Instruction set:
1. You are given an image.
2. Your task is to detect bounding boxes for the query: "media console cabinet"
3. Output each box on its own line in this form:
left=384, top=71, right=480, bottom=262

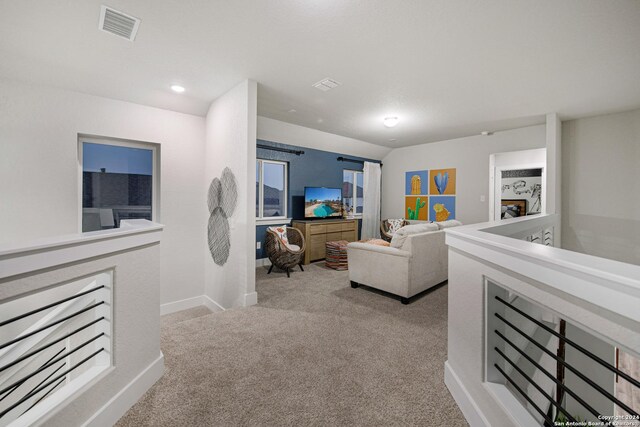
left=292, top=219, right=359, bottom=265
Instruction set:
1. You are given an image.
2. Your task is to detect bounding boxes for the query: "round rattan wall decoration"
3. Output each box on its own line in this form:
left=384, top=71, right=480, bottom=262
left=207, top=167, right=238, bottom=266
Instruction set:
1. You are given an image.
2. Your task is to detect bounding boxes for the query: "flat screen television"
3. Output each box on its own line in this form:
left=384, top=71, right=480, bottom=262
left=304, top=187, right=342, bottom=219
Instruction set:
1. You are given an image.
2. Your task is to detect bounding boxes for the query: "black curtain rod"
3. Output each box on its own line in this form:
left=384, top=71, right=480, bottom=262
left=337, top=157, right=383, bottom=167
left=257, top=144, right=304, bottom=156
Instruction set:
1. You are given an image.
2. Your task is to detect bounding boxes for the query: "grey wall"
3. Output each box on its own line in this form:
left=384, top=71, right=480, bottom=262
left=381, top=125, right=546, bottom=225
left=561, top=109, right=640, bottom=265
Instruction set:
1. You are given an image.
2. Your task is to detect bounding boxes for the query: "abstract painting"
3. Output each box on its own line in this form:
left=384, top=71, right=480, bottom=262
left=429, top=196, right=456, bottom=221
left=405, top=170, right=429, bottom=195
left=405, top=196, right=428, bottom=220
left=429, top=168, right=456, bottom=195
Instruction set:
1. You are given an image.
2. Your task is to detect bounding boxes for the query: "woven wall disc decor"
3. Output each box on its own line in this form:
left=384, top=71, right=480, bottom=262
left=208, top=207, right=230, bottom=265
left=220, top=167, right=238, bottom=217
left=207, top=178, right=222, bottom=213
left=207, top=167, right=238, bottom=266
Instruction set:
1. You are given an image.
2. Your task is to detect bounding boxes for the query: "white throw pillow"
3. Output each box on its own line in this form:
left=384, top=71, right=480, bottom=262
left=268, top=225, right=290, bottom=248
left=435, top=220, right=463, bottom=229
left=390, top=222, right=439, bottom=248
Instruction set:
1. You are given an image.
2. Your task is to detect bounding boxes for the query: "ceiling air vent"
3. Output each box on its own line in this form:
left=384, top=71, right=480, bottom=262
left=99, top=5, right=140, bottom=41
left=312, top=78, right=341, bottom=92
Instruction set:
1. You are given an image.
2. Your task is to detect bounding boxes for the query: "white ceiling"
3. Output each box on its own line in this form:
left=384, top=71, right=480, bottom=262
left=1, top=1, right=639, bottom=148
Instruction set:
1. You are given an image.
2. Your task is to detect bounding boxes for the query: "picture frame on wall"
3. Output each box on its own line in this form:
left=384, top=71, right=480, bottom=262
left=500, top=199, right=527, bottom=219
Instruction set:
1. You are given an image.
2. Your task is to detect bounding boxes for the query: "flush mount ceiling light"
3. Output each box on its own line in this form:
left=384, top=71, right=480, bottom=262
left=383, top=117, right=399, bottom=128
left=171, top=85, right=185, bottom=93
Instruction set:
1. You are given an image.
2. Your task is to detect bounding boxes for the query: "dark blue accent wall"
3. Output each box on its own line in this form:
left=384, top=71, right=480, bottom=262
left=256, top=139, right=379, bottom=259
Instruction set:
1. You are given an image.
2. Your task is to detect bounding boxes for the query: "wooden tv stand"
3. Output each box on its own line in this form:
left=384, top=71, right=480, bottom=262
left=292, top=219, right=359, bottom=265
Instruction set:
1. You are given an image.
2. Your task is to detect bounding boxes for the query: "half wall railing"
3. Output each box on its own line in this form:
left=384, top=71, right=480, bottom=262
left=444, top=214, right=640, bottom=427
left=0, top=220, right=164, bottom=426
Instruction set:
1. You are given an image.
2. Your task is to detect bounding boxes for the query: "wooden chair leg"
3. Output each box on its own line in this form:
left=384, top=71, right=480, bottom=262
left=286, top=268, right=290, bottom=278
left=267, top=264, right=274, bottom=274
left=299, top=264, right=304, bottom=272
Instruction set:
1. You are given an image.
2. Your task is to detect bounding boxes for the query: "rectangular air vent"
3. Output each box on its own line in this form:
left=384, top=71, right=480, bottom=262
left=312, top=78, right=341, bottom=92
left=99, top=5, right=140, bottom=41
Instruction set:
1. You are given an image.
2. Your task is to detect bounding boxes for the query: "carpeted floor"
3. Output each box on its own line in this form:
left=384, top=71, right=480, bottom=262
left=116, top=263, right=467, bottom=426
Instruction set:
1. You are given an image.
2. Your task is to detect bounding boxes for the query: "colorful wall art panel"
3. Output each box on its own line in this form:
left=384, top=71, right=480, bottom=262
left=405, top=170, right=429, bottom=195
left=429, top=196, right=456, bottom=221
left=429, top=168, right=456, bottom=195
left=405, top=196, right=429, bottom=220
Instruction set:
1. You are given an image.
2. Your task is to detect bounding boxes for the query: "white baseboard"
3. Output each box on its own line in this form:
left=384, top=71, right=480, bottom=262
left=84, top=353, right=164, bottom=427
left=256, top=257, right=271, bottom=267
left=202, top=294, right=226, bottom=312
left=161, top=295, right=227, bottom=315
left=160, top=296, right=204, bottom=316
left=244, top=291, right=258, bottom=306
left=444, top=361, right=490, bottom=427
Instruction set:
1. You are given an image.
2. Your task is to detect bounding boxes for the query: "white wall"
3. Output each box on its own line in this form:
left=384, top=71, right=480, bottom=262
left=205, top=80, right=257, bottom=308
left=257, top=116, right=390, bottom=160
left=381, top=125, right=546, bottom=225
left=0, top=79, right=207, bottom=306
left=562, top=109, right=640, bottom=265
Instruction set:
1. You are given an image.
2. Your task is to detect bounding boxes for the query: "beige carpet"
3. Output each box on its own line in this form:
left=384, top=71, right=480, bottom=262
left=117, top=263, right=467, bottom=426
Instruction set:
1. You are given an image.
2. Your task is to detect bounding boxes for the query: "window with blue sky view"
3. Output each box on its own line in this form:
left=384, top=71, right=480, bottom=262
left=82, top=141, right=154, bottom=232
left=256, top=159, right=287, bottom=219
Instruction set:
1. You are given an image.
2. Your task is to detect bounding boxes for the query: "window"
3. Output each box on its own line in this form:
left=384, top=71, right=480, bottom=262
left=256, top=159, right=287, bottom=220
left=80, top=138, right=158, bottom=232
left=342, top=170, right=363, bottom=217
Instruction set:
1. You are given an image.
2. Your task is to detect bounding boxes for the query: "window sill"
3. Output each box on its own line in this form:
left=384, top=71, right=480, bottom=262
left=256, top=218, right=292, bottom=226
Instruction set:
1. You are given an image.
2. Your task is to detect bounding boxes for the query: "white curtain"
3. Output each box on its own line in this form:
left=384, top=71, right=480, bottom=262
left=362, top=162, right=381, bottom=239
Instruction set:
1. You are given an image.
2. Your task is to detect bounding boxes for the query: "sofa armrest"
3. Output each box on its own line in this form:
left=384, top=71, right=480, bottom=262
left=347, top=242, right=411, bottom=258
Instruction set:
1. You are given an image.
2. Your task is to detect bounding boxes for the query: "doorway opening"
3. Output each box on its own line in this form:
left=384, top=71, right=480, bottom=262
left=489, top=148, right=546, bottom=221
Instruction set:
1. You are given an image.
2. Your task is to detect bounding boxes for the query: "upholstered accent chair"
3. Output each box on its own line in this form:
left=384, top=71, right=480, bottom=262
left=265, top=226, right=306, bottom=278
left=380, top=219, right=409, bottom=242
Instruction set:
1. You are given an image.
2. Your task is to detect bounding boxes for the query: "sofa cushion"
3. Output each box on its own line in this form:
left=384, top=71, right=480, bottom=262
left=435, top=220, right=463, bottom=230
left=390, top=222, right=439, bottom=248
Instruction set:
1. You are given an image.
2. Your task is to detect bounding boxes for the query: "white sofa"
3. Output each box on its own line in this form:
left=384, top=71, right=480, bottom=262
left=347, top=221, right=461, bottom=304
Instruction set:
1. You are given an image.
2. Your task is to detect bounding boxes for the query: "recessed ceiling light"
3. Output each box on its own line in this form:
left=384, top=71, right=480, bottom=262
left=480, top=131, right=493, bottom=136
left=171, top=85, right=185, bottom=93
left=383, top=117, right=399, bottom=128
left=317, top=118, right=324, bottom=123
left=288, top=109, right=297, bottom=113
